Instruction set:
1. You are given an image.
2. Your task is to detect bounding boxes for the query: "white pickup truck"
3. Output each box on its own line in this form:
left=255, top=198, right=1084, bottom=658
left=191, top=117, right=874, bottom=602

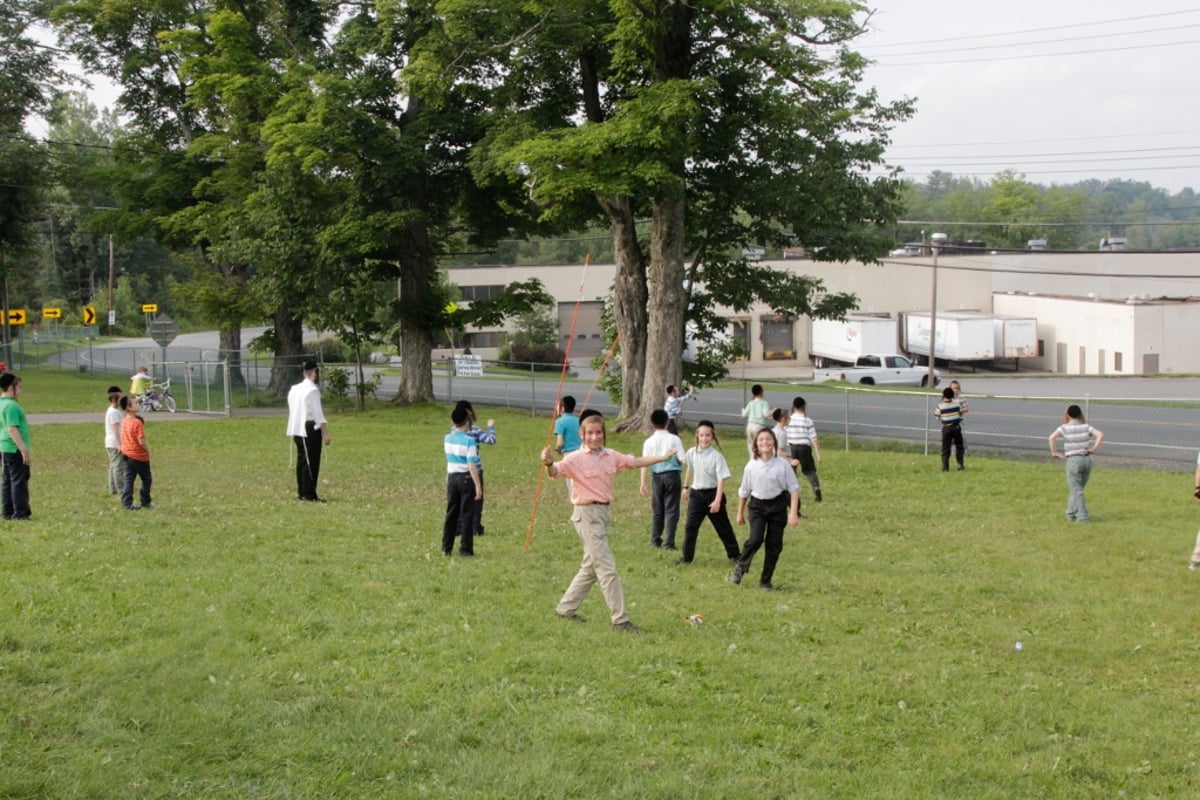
left=812, top=354, right=940, bottom=387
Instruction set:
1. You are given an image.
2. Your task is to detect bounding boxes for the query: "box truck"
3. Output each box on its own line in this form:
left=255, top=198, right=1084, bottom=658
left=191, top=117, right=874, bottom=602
left=903, top=311, right=995, bottom=363
left=809, top=315, right=898, bottom=368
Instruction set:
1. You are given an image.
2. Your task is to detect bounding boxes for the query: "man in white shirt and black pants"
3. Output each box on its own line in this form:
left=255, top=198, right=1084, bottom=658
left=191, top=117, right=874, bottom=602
left=287, top=361, right=331, bottom=502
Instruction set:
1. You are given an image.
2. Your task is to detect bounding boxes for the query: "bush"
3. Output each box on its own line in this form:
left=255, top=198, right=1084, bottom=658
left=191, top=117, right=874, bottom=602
left=304, top=336, right=351, bottom=363
left=503, top=342, right=567, bottom=371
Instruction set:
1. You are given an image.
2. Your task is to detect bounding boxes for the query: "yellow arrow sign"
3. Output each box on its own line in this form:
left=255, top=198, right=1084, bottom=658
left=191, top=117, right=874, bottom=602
left=83, top=306, right=96, bottom=325
left=7, top=309, right=26, bottom=326
left=42, top=308, right=61, bottom=319
left=142, top=303, right=158, bottom=314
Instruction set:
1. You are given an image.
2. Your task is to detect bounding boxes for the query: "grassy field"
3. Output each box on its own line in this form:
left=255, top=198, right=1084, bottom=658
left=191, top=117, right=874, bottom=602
left=2, top=371, right=1200, bottom=798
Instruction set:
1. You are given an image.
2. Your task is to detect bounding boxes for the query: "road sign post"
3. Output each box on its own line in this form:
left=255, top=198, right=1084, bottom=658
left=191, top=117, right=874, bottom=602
left=148, top=313, right=180, bottom=364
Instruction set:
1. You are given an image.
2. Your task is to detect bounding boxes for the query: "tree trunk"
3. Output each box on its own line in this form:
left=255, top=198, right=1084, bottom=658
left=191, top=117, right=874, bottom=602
left=630, top=193, right=686, bottom=433
left=218, top=324, right=246, bottom=386
left=395, top=245, right=436, bottom=405
left=600, top=195, right=648, bottom=428
left=267, top=306, right=305, bottom=398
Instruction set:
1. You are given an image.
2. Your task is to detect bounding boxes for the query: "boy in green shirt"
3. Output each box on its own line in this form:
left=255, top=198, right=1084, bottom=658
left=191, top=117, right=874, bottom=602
left=0, top=373, right=31, bottom=519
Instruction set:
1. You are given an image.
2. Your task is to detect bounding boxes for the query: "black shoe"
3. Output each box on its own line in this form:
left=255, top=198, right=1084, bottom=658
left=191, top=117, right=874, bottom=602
left=458, top=550, right=475, bottom=557
left=651, top=540, right=663, bottom=548
left=814, top=489, right=823, bottom=502
left=759, top=582, right=775, bottom=591
left=673, top=557, right=691, bottom=565
left=729, top=569, right=743, bottom=585
left=664, top=544, right=677, bottom=551
left=555, top=611, right=587, bottom=623
left=613, top=620, right=644, bottom=635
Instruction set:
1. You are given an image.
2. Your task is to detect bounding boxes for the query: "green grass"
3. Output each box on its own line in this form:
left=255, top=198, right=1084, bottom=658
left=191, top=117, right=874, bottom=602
left=3, top=401, right=1200, bottom=798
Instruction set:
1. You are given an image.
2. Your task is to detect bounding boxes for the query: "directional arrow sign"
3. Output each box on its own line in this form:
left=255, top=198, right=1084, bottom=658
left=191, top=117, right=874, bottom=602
left=83, top=306, right=96, bottom=325
left=7, top=309, right=26, bottom=326
left=142, top=303, right=158, bottom=314
left=42, top=308, right=62, bottom=319
left=148, top=313, right=180, bottom=348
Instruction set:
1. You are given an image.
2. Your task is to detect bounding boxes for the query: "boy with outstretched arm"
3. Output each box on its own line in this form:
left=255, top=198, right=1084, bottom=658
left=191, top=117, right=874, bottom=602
left=541, top=411, right=676, bottom=634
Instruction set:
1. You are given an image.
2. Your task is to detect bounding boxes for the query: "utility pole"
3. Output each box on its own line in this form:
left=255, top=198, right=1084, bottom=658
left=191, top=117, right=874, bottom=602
left=927, top=232, right=947, bottom=389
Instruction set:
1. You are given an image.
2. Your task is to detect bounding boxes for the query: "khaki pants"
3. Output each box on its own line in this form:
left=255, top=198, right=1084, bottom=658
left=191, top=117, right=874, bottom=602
left=556, top=504, right=629, bottom=625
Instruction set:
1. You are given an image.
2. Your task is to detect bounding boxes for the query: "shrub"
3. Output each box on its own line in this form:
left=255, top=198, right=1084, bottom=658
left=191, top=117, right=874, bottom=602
left=504, top=342, right=567, bottom=371
left=304, top=336, right=351, bottom=363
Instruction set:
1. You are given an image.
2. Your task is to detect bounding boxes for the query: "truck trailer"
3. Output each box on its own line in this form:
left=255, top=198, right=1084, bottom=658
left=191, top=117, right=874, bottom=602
left=903, top=311, right=996, bottom=363
left=809, top=315, right=899, bottom=368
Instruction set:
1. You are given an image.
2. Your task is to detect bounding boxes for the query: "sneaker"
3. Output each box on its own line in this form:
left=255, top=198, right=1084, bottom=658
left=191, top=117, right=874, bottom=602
left=142, top=502, right=156, bottom=510
left=672, top=557, right=691, bottom=565
left=729, top=569, right=743, bottom=585
left=759, top=582, right=775, bottom=591
left=1189, top=560, right=1200, bottom=571
left=124, top=505, right=140, bottom=511
left=612, top=620, right=644, bottom=635
left=664, top=544, right=678, bottom=551
left=814, top=489, right=823, bottom=503
left=555, top=611, right=587, bottom=622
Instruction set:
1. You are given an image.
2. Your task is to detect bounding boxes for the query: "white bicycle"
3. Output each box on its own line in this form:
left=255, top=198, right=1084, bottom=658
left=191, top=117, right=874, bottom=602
left=141, top=378, right=177, bottom=413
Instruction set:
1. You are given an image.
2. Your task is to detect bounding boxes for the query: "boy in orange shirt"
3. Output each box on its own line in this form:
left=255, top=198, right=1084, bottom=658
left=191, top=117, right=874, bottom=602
left=541, top=411, right=676, bottom=634
left=119, top=395, right=153, bottom=510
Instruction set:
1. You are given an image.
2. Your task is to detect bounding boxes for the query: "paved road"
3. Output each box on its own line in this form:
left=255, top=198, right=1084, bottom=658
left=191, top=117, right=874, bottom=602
left=52, top=332, right=1200, bottom=470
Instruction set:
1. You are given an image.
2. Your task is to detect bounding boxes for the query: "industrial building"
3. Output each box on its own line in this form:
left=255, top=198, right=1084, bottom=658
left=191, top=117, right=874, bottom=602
left=445, top=251, right=1200, bottom=375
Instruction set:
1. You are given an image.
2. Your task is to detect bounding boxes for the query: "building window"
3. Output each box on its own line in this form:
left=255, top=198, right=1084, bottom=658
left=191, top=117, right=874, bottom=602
left=465, top=331, right=504, bottom=349
left=1114, top=352, right=1123, bottom=371
left=458, top=284, right=506, bottom=302
left=730, top=318, right=751, bottom=358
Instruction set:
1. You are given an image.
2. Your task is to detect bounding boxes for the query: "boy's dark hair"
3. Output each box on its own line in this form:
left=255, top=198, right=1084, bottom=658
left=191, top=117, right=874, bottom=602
left=106, top=385, right=122, bottom=394
left=650, top=409, right=669, bottom=428
left=696, top=420, right=722, bottom=450
left=1066, top=404, right=1084, bottom=421
left=751, top=384, right=764, bottom=397
left=771, top=407, right=784, bottom=422
left=119, top=395, right=133, bottom=411
left=942, top=387, right=955, bottom=400
left=0, top=373, right=18, bottom=391
left=451, top=406, right=470, bottom=426
left=792, top=396, right=806, bottom=411
left=579, top=408, right=602, bottom=423
left=665, top=384, right=676, bottom=395
left=560, top=395, right=576, bottom=413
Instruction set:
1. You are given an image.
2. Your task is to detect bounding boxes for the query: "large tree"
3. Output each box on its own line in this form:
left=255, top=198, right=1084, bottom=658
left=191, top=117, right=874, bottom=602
left=427, top=0, right=911, bottom=428
left=0, top=0, right=62, bottom=308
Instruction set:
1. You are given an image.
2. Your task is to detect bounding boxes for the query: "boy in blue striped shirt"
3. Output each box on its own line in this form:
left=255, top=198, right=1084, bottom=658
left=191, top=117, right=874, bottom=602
left=443, top=405, right=483, bottom=556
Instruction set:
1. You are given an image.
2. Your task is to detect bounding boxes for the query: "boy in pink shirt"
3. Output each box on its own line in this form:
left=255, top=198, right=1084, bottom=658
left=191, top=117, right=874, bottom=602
left=541, top=411, right=676, bottom=634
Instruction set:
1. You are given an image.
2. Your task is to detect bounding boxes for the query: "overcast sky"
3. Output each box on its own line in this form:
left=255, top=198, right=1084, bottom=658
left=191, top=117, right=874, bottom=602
left=858, top=2, right=1200, bottom=193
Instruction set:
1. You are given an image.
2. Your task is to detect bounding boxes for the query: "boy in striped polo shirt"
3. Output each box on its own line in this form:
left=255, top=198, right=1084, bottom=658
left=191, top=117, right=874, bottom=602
left=935, top=386, right=968, bottom=472
left=443, top=405, right=483, bottom=556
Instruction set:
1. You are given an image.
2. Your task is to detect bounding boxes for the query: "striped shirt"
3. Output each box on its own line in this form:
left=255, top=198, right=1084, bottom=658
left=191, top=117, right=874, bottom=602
left=1055, top=421, right=1096, bottom=457
left=935, top=400, right=965, bottom=426
left=738, top=455, right=800, bottom=500
left=786, top=413, right=818, bottom=446
left=665, top=389, right=692, bottom=420
left=444, top=429, right=480, bottom=474
left=685, top=445, right=732, bottom=490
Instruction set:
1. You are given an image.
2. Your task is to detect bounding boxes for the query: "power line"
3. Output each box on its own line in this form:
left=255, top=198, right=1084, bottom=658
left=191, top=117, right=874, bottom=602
left=864, top=8, right=1200, bottom=49
left=889, top=131, right=1200, bottom=151
left=877, top=37, right=1200, bottom=67
left=874, top=22, right=1200, bottom=59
